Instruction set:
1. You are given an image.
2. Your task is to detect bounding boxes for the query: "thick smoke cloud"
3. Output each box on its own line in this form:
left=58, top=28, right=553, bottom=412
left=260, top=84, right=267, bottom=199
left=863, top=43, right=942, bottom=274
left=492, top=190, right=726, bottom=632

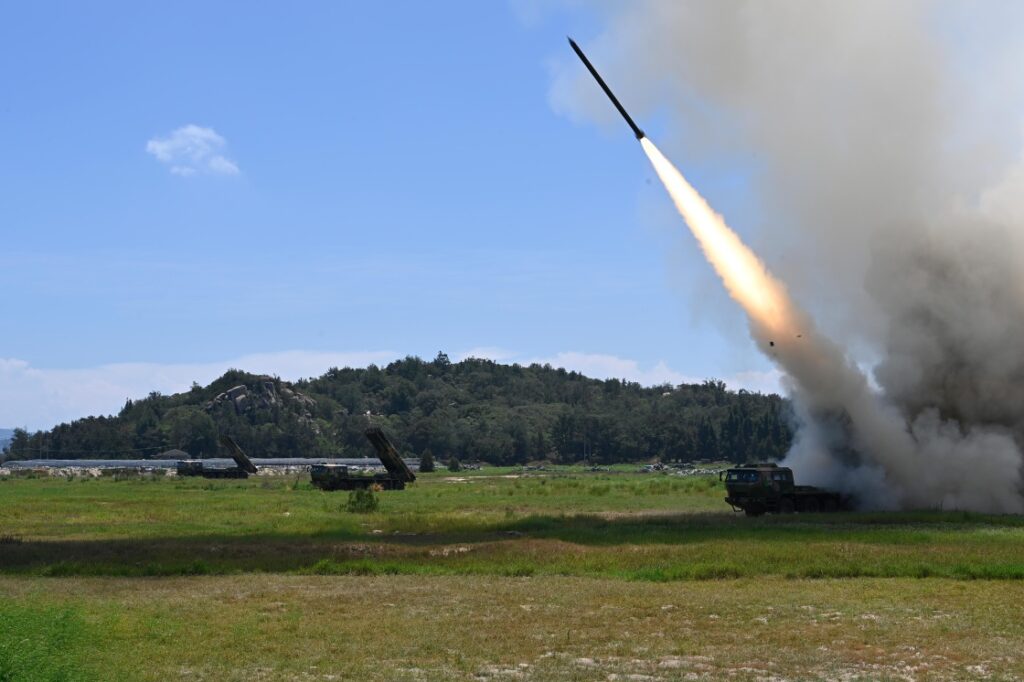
left=553, top=1, right=1024, bottom=511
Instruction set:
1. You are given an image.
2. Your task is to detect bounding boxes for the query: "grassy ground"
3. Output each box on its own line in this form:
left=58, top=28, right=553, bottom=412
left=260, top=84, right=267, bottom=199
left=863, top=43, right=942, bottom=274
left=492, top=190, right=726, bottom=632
left=3, top=470, right=1024, bottom=579
left=2, top=575, right=1022, bottom=681
left=2, top=468, right=1023, bottom=680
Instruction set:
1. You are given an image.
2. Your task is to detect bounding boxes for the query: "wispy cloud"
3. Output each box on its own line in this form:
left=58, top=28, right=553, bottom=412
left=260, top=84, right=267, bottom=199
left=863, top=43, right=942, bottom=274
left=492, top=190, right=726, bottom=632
left=146, top=124, right=239, bottom=176
left=452, top=347, right=520, bottom=363
left=454, top=348, right=783, bottom=395
left=525, top=351, right=698, bottom=387
left=730, top=369, right=786, bottom=396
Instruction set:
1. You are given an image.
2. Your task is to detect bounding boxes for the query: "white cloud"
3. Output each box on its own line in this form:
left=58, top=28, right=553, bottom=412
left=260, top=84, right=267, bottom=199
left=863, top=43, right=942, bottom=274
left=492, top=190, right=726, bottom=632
left=454, top=348, right=784, bottom=395
left=452, top=346, right=520, bottom=363
left=525, top=351, right=698, bottom=387
left=146, top=124, right=240, bottom=176
left=728, top=369, right=785, bottom=396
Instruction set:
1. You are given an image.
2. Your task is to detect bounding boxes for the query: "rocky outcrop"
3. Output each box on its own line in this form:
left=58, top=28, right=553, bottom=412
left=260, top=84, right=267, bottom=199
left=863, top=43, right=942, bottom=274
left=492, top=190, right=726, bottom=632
left=204, top=377, right=317, bottom=420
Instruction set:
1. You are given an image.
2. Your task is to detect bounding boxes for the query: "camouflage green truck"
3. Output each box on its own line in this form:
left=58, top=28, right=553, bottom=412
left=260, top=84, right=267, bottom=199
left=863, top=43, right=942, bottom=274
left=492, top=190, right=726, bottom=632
left=310, top=427, right=416, bottom=491
left=721, top=463, right=849, bottom=516
left=176, top=435, right=258, bottom=479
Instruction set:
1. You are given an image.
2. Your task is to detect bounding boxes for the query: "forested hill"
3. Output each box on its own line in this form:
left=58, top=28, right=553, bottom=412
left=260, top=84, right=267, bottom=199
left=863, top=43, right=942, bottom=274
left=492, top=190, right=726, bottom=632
left=2, top=354, right=793, bottom=465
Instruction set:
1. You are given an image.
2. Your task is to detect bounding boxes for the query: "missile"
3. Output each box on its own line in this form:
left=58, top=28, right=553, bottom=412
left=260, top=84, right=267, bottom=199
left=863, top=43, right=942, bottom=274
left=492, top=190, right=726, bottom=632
left=567, top=36, right=645, bottom=140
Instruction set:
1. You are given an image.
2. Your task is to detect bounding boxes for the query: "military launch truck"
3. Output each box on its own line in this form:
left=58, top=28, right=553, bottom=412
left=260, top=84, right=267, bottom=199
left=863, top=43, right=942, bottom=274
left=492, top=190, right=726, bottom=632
left=175, top=435, right=258, bottom=479
left=310, top=427, right=416, bottom=491
left=721, top=463, right=848, bottom=516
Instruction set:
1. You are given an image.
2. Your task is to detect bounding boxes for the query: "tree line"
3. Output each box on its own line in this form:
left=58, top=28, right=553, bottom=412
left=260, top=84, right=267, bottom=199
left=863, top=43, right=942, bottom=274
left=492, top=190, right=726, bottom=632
left=2, top=353, right=793, bottom=465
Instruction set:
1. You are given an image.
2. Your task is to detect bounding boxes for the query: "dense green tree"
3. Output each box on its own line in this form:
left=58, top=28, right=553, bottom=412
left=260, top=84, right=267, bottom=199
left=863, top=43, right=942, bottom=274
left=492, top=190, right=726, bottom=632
left=162, top=407, right=217, bottom=456
left=420, top=449, right=435, bottom=473
left=3, top=428, right=32, bottom=460
left=22, top=357, right=794, bottom=464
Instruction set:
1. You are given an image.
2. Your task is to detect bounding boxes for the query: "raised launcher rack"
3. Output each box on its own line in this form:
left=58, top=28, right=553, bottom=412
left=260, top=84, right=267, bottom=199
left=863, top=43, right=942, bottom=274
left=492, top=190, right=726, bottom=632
left=176, top=435, right=258, bottom=479
left=310, top=427, right=416, bottom=491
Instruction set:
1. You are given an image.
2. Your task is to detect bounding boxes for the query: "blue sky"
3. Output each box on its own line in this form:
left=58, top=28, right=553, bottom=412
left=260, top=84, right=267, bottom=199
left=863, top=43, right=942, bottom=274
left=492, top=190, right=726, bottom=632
left=0, top=2, right=778, bottom=430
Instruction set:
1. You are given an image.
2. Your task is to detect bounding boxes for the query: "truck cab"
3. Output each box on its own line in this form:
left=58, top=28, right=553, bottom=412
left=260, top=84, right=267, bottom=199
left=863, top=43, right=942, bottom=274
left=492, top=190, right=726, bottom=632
left=722, top=463, right=790, bottom=513
left=721, top=463, right=844, bottom=516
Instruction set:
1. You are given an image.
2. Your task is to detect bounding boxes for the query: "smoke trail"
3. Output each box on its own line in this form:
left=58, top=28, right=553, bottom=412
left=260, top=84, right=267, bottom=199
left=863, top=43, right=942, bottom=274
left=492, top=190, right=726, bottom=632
left=641, top=137, right=1024, bottom=512
left=551, top=2, right=1024, bottom=513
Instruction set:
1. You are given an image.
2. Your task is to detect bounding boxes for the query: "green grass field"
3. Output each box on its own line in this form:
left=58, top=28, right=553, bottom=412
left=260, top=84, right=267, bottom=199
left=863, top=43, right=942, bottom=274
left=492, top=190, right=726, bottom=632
left=2, top=468, right=1023, bottom=680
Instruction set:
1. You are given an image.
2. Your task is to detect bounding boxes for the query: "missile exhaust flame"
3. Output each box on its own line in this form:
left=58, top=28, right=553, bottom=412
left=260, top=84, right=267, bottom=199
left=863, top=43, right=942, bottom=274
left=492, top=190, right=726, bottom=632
left=640, top=137, right=845, bottom=416
left=641, top=139, right=797, bottom=345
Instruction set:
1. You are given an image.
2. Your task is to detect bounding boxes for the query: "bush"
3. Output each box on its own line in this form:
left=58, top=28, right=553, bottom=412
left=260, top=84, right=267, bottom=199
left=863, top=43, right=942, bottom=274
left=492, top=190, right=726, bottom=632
left=447, top=457, right=462, bottom=472
left=345, top=488, right=379, bottom=513
left=420, top=450, right=436, bottom=473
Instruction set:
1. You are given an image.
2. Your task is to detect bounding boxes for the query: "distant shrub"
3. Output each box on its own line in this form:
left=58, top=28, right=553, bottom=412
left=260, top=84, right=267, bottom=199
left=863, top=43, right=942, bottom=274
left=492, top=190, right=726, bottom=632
left=183, top=559, right=211, bottom=576
left=447, top=457, right=462, bottom=472
left=345, top=488, right=379, bottom=513
left=420, top=450, right=436, bottom=473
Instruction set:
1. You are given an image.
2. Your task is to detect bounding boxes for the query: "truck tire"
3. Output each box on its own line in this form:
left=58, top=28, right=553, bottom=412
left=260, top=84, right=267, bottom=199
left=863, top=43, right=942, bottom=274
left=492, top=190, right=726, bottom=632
left=779, top=498, right=795, bottom=514
left=823, top=498, right=838, bottom=512
left=802, top=497, right=821, bottom=513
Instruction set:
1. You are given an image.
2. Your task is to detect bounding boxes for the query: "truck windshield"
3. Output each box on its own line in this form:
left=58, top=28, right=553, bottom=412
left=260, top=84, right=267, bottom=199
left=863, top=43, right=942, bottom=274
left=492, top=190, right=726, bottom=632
left=726, top=471, right=760, bottom=483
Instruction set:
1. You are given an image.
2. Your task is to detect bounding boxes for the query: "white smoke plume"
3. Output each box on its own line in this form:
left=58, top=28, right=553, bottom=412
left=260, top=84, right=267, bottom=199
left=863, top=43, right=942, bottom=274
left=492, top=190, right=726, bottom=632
left=553, top=1, right=1024, bottom=512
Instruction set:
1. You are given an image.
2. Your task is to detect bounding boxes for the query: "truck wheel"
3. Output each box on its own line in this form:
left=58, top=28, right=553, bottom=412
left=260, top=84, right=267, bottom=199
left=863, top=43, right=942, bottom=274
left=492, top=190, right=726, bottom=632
left=779, top=498, right=795, bottom=514
left=823, top=498, right=838, bottom=512
left=802, top=498, right=821, bottom=513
